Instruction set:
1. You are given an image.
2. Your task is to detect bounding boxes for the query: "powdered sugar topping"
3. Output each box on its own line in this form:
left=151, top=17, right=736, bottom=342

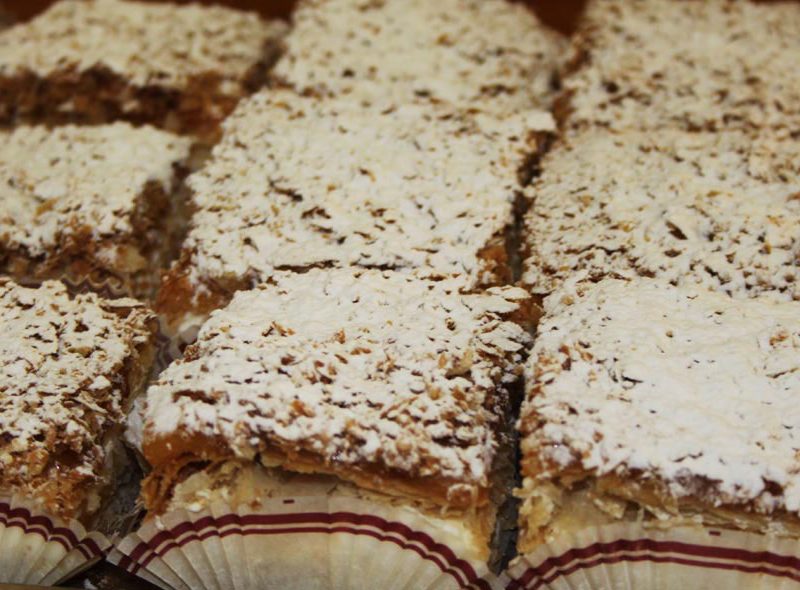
left=182, top=89, right=553, bottom=289
left=0, top=0, right=284, bottom=89
left=520, top=277, right=800, bottom=514
left=0, top=123, right=191, bottom=257
left=275, top=0, right=564, bottom=115
left=523, top=129, right=800, bottom=301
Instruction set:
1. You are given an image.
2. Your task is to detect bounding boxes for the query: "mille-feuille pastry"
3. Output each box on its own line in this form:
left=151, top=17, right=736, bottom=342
left=522, top=128, right=800, bottom=303
left=0, top=0, right=286, bottom=141
left=0, top=278, right=156, bottom=585
left=0, top=122, right=192, bottom=299
left=508, top=275, right=800, bottom=589
left=158, top=87, right=553, bottom=338
left=560, top=0, right=800, bottom=133
left=111, top=268, right=534, bottom=589
left=273, top=0, right=565, bottom=115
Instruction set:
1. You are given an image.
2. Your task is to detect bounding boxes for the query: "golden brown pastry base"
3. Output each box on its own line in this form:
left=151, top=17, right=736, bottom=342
left=142, top=431, right=491, bottom=515
left=155, top=258, right=246, bottom=335
left=0, top=40, right=280, bottom=143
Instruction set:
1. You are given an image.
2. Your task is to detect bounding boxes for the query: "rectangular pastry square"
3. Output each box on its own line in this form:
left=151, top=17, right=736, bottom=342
left=274, top=0, right=565, bottom=115
left=517, top=276, right=800, bottom=553
left=159, top=88, right=553, bottom=331
left=143, top=268, right=534, bottom=560
left=0, top=0, right=286, bottom=141
left=0, top=122, right=193, bottom=299
left=0, top=278, right=157, bottom=524
left=561, top=0, right=800, bottom=133
left=522, top=128, right=800, bottom=302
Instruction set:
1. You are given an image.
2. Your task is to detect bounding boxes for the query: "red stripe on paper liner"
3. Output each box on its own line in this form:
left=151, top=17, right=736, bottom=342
left=0, top=501, right=107, bottom=560
left=506, top=537, right=800, bottom=590
left=115, top=510, right=494, bottom=590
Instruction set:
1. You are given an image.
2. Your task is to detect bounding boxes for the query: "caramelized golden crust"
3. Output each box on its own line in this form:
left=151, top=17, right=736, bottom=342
left=0, top=279, right=156, bottom=522
left=155, top=255, right=247, bottom=334
left=143, top=431, right=488, bottom=513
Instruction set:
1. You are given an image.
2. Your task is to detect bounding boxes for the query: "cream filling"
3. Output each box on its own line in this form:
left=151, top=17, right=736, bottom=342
left=517, top=477, right=800, bottom=555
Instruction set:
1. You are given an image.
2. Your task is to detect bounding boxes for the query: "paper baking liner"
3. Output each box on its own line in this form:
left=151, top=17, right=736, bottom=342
left=51, top=266, right=151, bottom=301
left=502, top=522, right=800, bottom=590
left=109, top=495, right=502, bottom=590
left=0, top=494, right=110, bottom=585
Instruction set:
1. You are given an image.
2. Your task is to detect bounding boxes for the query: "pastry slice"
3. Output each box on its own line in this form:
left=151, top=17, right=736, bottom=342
left=0, top=0, right=286, bottom=141
left=0, top=279, right=156, bottom=584
left=522, top=128, right=800, bottom=302
left=159, top=88, right=553, bottom=335
left=0, top=123, right=192, bottom=299
left=274, top=0, right=565, bottom=115
left=143, top=268, right=534, bottom=567
left=560, top=0, right=800, bottom=133
left=518, top=276, right=800, bottom=553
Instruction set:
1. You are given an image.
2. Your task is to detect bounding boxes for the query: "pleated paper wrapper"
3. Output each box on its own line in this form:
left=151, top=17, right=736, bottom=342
left=46, top=267, right=154, bottom=302
left=501, top=521, right=800, bottom=590
left=0, top=494, right=110, bottom=585
left=108, top=493, right=503, bottom=590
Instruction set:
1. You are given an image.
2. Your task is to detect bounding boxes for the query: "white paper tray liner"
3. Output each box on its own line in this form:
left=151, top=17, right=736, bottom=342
left=0, top=494, right=110, bottom=585
left=109, top=494, right=500, bottom=590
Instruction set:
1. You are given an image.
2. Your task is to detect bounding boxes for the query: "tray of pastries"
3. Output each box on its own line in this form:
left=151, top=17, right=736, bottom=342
left=0, top=0, right=797, bottom=588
